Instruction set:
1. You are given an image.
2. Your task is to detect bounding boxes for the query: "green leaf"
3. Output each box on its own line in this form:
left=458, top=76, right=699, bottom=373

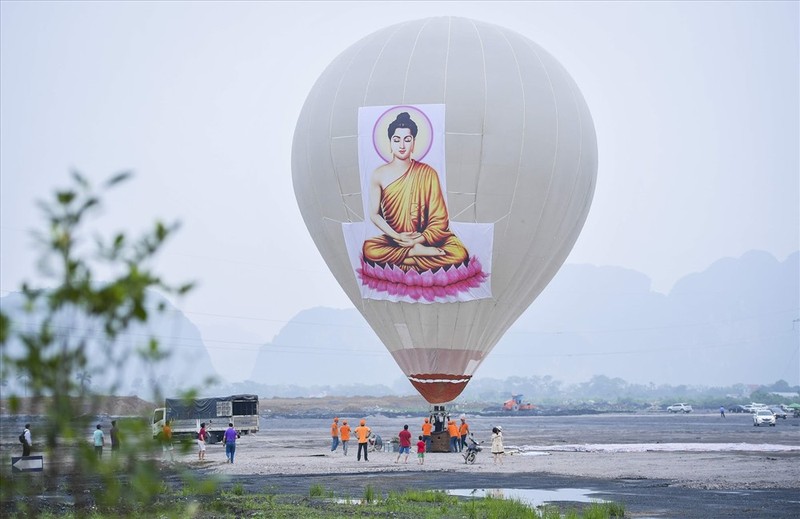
left=56, top=190, right=76, bottom=205
left=104, top=170, right=132, bottom=188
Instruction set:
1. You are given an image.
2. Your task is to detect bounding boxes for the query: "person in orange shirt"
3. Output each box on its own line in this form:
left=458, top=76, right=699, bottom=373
left=459, top=417, right=470, bottom=452
left=339, top=419, right=351, bottom=456
left=421, top=418, right=432, bottom=453
left=330, top=417, right=340, bottom=452
left=355, top=419, right=371, bottom=461
left=447, top=420, right=460, bottom=453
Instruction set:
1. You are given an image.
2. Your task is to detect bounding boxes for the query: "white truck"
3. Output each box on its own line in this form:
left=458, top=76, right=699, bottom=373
left=152, top=394, right=260, bottom=443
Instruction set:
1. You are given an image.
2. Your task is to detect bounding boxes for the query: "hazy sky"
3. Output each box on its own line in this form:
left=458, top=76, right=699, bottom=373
left=1, top=1, right=798, bottom=383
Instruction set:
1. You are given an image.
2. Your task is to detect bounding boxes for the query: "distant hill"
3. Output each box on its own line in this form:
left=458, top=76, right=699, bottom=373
left=0, top=395, right=156, bottom=417
left=4, top=250, right=795, bottom=398
left=487, top=250, right=799, bottom=386
left=247, top=306, right=409, bottom=393
left=248, top=250, right=799, bottom=388
left=0, top=290, right=221, bottom=399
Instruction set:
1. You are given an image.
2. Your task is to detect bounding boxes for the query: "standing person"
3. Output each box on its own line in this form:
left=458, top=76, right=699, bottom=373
left=421, top=418, right=432, bottom=454
left=330, top=417, right=340, bottom=452
left=720, top=406, right=726, bottom=418
left=459, top=417, right=470, bottom=452
left=224, top=423, right=238, bottom=464
left=491, top=426, right=504, bottom=465
left=197, top=422, right=208, bottom=460
left=339, top=419, right=351, bottom=456
left=355, top=419, right=371, bottom=462
left=447, top=420, right=460, bottom=453
left=416, top=435, right=426, bottom=465
left=161, top=421, right=175, bottom=463
left=110, top=420, right=120, bottom=454
left=395, top=424, right=412, bottom=463
left=93, top=424, right=105, bottom=458
left=21, top=423, right=32, bottom=457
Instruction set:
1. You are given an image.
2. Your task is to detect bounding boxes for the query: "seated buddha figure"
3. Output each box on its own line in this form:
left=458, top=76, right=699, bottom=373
left=362, top=111, right=469, bottom=273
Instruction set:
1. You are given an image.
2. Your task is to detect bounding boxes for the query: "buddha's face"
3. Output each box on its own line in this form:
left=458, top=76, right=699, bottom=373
left=390, top=128, right=415, bottom=160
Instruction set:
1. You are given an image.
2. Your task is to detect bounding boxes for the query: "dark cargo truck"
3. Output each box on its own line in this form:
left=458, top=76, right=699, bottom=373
left=152, top=394, right=259, bottom=443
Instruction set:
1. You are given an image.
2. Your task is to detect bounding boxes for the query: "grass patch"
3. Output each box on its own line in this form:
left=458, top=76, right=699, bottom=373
left=583, top=501, right=625, bottom=518
left=2, top=483, right=627, bottom=518
left=478, top=495, right=539, bottom=518
left=363, top=483, right=377, bottom=503
left=229, top=482, right=245, bottom=496
left=309, top=483, right=326, bottom=497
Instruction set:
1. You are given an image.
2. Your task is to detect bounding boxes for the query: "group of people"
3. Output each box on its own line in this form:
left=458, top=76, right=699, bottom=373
left=446, top=417, right=471, bottom=453
left=328, top=416, right=505, bottom=464
left=329, top=417, right=373, bottom=461
left=162, top=420, right=240, bottom=463
left=20, top=421, right=120, bottom=459
left=393, top=424, right=427, bottom=465
left=92, top=420, right=121, bottom=458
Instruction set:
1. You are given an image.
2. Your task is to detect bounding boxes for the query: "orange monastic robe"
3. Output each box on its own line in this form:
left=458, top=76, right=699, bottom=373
left=363, top=161, right=468, bottom=272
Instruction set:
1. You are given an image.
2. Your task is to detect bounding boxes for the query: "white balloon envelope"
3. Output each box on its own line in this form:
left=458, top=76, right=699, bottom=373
left=292, top=17, right=597, bottom=403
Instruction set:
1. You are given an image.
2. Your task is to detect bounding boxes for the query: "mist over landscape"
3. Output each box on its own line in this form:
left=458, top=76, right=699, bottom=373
left=2, top=249, right=796, bottom=401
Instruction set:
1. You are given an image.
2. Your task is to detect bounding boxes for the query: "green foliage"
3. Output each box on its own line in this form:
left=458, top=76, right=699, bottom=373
left=0, top=171, right=199, bottom=514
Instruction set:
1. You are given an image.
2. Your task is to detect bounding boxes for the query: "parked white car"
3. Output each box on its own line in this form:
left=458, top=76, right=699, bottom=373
left=744, top=403, right=769, bottom=414
left=667, top=403, right=693, bottom=413
left=753, top=409, right=776, bottom=426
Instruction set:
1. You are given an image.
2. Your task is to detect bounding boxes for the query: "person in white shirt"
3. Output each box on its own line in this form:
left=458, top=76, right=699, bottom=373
left=22, top=424, right=32, bottom=456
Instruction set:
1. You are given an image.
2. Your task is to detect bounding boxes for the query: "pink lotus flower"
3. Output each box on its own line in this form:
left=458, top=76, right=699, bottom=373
left=358, top=256, right=489, bottom=301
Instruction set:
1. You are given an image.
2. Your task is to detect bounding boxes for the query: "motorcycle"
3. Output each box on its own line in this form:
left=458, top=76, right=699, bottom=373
left=462, top=434, right=483, bottom=464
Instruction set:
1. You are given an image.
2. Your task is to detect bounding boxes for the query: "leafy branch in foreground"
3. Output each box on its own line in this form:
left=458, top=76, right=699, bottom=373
left=0, top=170, right=200, bottom=514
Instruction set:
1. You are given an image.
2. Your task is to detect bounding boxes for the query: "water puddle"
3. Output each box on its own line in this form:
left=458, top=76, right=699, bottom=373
left=448, top=487, right=607, bottom=508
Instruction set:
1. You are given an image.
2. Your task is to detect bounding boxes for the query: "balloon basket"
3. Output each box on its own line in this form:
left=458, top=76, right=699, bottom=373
left=429, top=431, right=452, bottom=453
left=428, top=404, right=453, bottom=453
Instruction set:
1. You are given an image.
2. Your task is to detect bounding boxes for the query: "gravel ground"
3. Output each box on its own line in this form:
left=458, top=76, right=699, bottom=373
left=171, top=413, right=799, bottom=518
left=183, top=413, right=800, bottom=490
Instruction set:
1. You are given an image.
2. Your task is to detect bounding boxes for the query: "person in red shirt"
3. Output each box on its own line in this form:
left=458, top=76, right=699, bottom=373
left=197, top=422, right=209, bottom=460
left=416, top=435, right=426, bottom=465
left=395, top=424, right=412, bottom=463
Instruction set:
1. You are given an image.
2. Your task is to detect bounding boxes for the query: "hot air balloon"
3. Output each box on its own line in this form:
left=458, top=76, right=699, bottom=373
left=292, top=17, right=597, bottom=404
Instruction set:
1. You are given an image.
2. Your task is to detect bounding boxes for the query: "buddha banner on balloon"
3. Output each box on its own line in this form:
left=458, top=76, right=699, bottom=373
left=343, top=103, right=493, bottom=303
